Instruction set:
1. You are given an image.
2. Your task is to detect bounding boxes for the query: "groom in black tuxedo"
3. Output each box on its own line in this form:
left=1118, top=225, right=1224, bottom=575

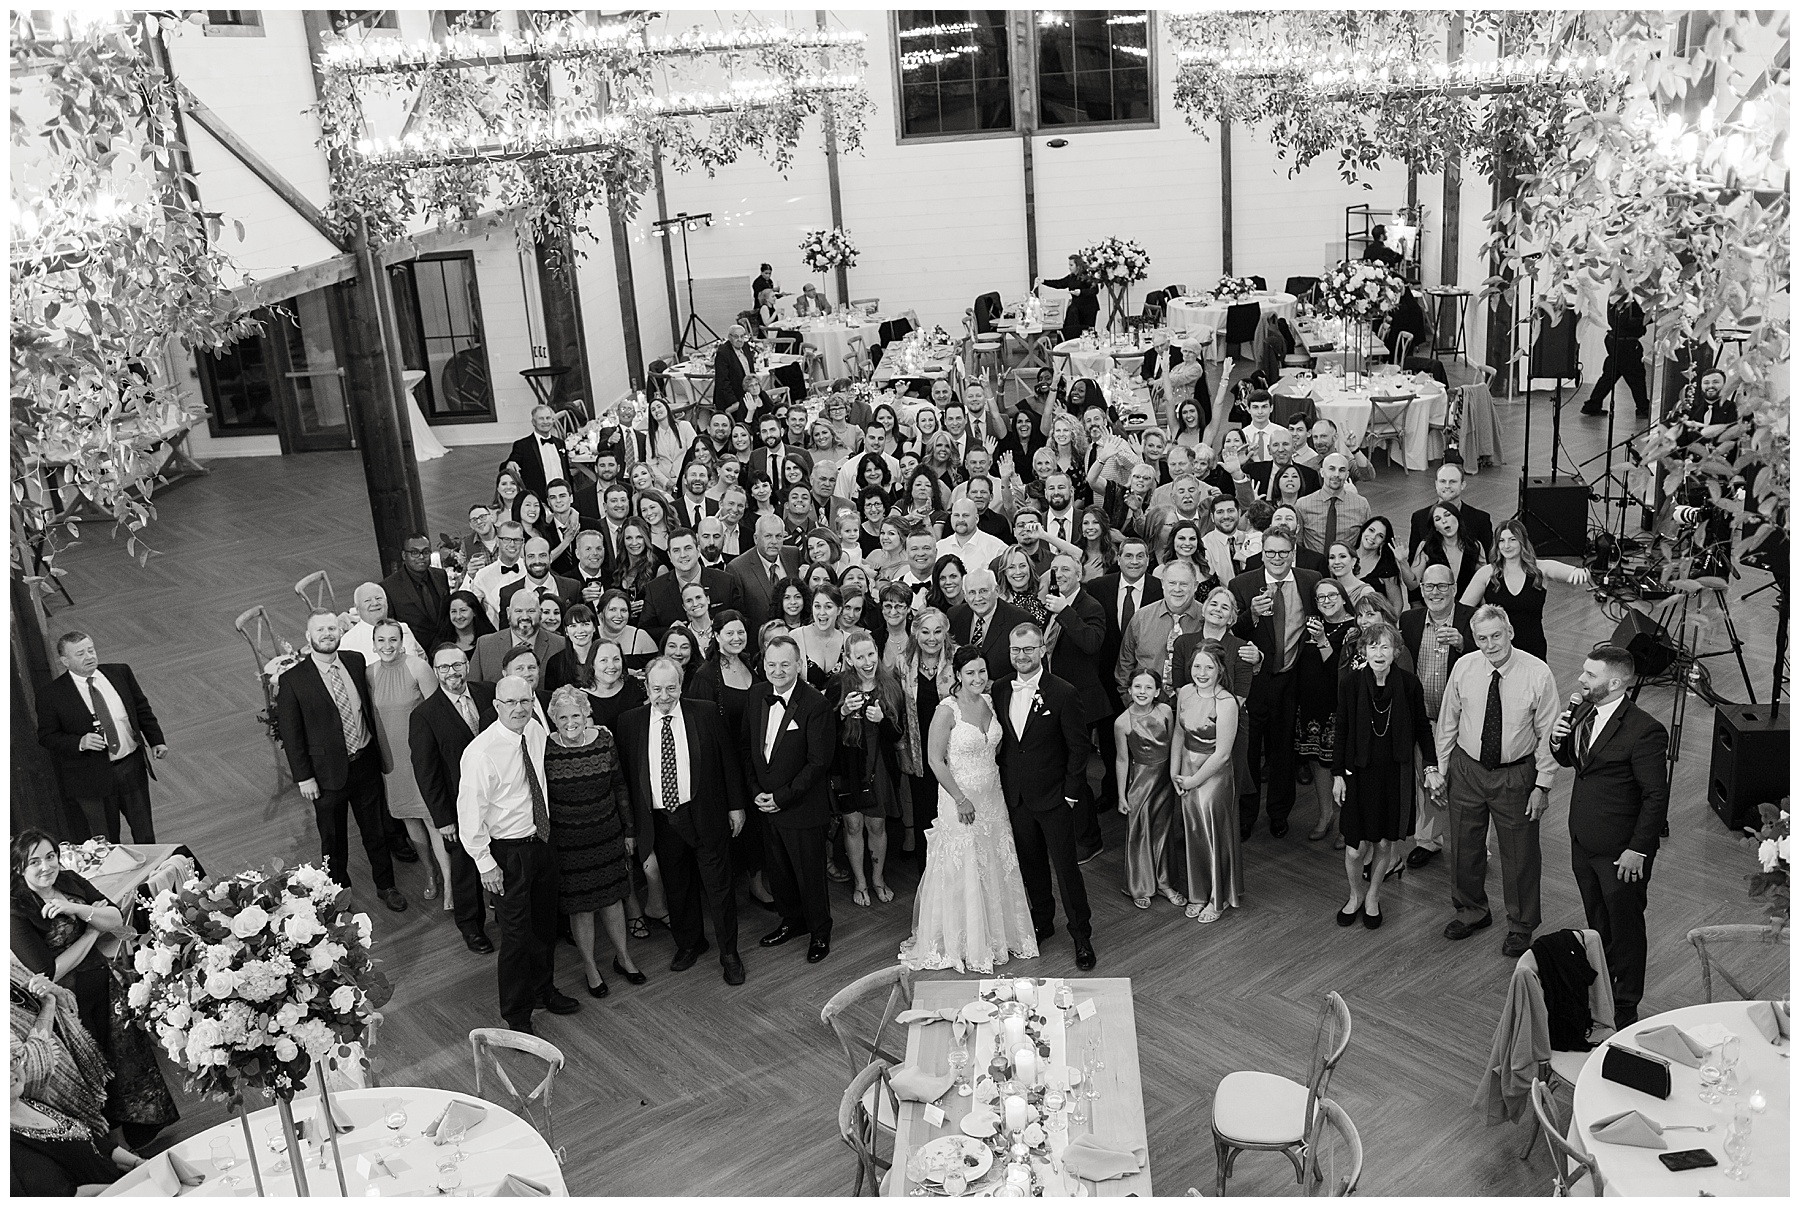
left=992, top=619, right=1096, bottom=970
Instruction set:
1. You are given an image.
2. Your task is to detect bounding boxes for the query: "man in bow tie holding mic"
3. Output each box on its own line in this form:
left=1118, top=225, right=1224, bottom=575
left=504, top=405, right=571, bottom=502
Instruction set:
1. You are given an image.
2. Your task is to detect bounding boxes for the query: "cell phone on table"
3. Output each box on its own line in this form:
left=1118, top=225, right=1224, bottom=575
left=1658, top=1149, right=1718, bottom=1172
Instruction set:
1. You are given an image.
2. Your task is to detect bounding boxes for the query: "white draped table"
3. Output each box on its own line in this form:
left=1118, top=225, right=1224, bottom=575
left=1164, top=291, right=1297, bottom=358
left=1272, top=372, right=1449, bottom=471
left=795, top=314, right=886, bottom=379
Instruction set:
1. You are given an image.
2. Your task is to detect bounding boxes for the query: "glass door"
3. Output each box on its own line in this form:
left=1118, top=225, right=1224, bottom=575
left=275, top=288, right=354, bottom=451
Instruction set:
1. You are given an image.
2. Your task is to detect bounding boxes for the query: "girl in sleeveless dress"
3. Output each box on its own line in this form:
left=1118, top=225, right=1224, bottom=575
left=899, top=648, right=1039, bottom=973
left=1172, top=642, right=1242, bottom=924
left=1460, top=519, right=1592, bottom=662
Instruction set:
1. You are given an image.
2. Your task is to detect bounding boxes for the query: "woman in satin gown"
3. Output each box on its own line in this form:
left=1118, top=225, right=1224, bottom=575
left=898, top=647, right=1040, bottom=974
left=1171, top=642, right=1242, bottom=924
left=1114, top=668, right=1184, bottom=910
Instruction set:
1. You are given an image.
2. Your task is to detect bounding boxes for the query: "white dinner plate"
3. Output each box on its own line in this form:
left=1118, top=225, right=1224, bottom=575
left=960, top=1000, right=998, bottom=1025
left=958, top=1111, right=1000, bottom=1139
left=921, top=1133, right=995, bottom=1179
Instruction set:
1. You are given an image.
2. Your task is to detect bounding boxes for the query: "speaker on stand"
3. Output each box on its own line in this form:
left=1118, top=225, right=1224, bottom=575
left=1611, top=609, right=1677, bottom=677
left=1522, top=477, right=1591, bottom=557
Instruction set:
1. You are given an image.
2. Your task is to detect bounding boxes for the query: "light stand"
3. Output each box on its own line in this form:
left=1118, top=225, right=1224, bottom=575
left=653, top=211, right=717, bottom=359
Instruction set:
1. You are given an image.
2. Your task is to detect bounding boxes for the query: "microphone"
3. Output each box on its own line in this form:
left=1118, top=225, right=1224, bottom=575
left=1561, top=691, right=1584, bottom=724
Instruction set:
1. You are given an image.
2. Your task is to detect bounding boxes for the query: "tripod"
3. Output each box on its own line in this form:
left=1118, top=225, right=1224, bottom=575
left=655, top=211, right=717, bottom=360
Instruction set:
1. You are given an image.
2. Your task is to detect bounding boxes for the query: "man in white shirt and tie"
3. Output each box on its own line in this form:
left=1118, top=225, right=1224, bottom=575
left=937, top=499, right=1009, bottom=577
left=458, top=674, right=581, bottom=1034
left=38, top=632, right=168, bottom=843
left=1241, top=393, right=1279, bottom=462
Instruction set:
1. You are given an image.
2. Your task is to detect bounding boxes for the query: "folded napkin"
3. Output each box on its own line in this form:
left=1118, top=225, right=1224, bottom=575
left=131, top=1149, right=208, bottom=1195
left=972, top=1077, right=999, bottom=1105
left=1589, top=1109, right=1669, bottom=1149
left=1636, top=1025, right=1709, bottom=1068
left=314, top=1094, right=354, bottom=1136
left=488, top=1174, right=552, bottom=1197
left=888, top=1063, right=956, bottom=1104
left=425, top=1099, right=488, bottom=1143
left=1747, top=1000, right=1790, bottom=1043
left=1061, top=1135, right=1147, bottom=1182
left=961, top=1106, right=1001, bottom=1135
left=1686, top=1021, right=1738, bottom=1049
left=895, top=1008, right=959, bottom=1026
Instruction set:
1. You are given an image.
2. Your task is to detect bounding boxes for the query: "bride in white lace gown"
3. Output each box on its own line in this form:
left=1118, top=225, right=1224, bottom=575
left=900, top=649, right=1039, bottom=973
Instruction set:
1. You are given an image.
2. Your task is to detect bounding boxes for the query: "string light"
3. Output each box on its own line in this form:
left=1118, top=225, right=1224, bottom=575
left=1179, top=45, right=1623, bottom=95
left=898, top=22, right=978, bottom=40
left=901, top=45, right=979, bottom=71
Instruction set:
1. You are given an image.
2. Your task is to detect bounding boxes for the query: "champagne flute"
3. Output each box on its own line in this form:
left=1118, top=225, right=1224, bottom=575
left=445, top=1119, right=469, bottom=1163
left=210, top=1137, right=242, bottom=1187
left=948, top=1045, right=971, bottom=1098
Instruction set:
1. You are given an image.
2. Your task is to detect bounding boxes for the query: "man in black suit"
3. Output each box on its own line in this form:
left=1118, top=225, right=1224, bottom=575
left=1398, top=564, right=1478, bottom=869
left=1043, top=555, right=1109, bottom=854
left=1088, top=538, right=1162, bottom=812
left=504, top=405, right=571, bottom=502
left=408, top=643, right=495, bottom=954
left=727, top=514, right=803, bottom=631
left=641, top=528, right=743, bottom=637
left=37, top=631, right=167, bottom=843
left=743, top=635, right=835, bottom=962
left=713, top=324, right=765, bottom=423
left=1230, top=429, right=1321, bottom=502
left=275, top=609, right=408, bottom=910
left=615, top=659, right=750, bottom=984
left=541, top=481, right=599, bottom=579
left=1550, top=644, right=1669, bottom=1027
left=671, top=461, right=720, bottom=532
left=496, top=538, right=576, bottom=628
left=1407, top=463, right=1494, bottom=561
left=946, top=569, right=1032, bottom=681
left=746, top=414, right=812, bottom=486
left=993, top=623, right=1096, bottom=969
left=1229, top=530, right=1322, bottom=840
left=381, top=533, right=453, bottom=654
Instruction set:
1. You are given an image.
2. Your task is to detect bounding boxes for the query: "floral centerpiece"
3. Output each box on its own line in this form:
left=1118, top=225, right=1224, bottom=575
left=965, top=982, right=1072, bottom=1195
left=1213, top=275, right=1261, bottom=301
left=798, top=226, right=858, bottom=274
left=1746, top=800, right=1790, bottom=930
left=1315, top=259, right=1404, bottom=385
left=1071, top=237, right=1150, bottom=335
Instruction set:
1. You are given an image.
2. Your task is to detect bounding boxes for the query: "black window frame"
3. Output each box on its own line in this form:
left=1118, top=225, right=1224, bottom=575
left=892, top=10, right=1018, bottom=144
left=201, top=10, right=265, bottom=36
left=196, top=310, right=280, bottom=437
left=1031, top=9, right=1156, bottom=132
left=388, top=251, right=498, bottom=426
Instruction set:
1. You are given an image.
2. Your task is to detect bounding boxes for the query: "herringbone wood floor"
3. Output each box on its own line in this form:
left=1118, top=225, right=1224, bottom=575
left=37, top=381, right=1787, bottom=1197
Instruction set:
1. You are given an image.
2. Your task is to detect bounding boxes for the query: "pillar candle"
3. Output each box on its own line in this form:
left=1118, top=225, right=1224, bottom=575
left=1013, top=978, right=1035, bottom=1008
left=1003, top=1015, right=1026, bottom=1047
left=1014, top=1047, right=1038, bottom=1086
left=1004, top=1095, right=1027, bottom=1134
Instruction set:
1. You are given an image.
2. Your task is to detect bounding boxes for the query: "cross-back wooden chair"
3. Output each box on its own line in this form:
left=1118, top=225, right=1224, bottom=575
left=1362, top=395, right=1413, bottom=469
left=1530, top=1078, right=1604, bottom=1196
left=1304, top=1099, right=1363, bottom=1197
left=819, top=964, right=916, bottom=1077
left=837, top=1060, right=898, bottom=1197
left=470, top=1028, right=566, bottom=1164
left=1213, top=990, right=1353, bottom=1196
left=1688, top=924, right=1790, bottom=1002
left=294, top=570, right=337, bottom=616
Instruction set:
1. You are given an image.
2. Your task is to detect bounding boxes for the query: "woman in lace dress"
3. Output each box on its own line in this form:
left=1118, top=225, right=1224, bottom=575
left=899, top=647, right=1039, bottom=973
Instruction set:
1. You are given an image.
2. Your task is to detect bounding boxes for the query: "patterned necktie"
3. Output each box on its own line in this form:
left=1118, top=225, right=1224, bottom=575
left=1057, top=516, right=1068, bottom=541
left=325, top=662, right=364, bottom=753
left=1576, top=709, right=1596, bottom=763
left=453, top=692, right=478, bottom=733
left=660, top=713, right=680, bottom=809
left=83, top=676, right=121, bottom=754
left=1480, top=669, right=1505, bottom=768
left=1162, top=610, right=1187, bottom=688
left=520, top=733, right=551, bottom=841
left=1323, top=496, right=1339, bottom=552
left=971, top=614, right=987, bottom=648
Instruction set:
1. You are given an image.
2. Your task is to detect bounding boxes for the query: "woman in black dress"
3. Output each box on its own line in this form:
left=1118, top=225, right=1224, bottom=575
left=10, top=832, right=177, bottom=1147
left=580, top=641, right=663, bottom=935
left=830, top=629, right=910, bottom=907
left=1295, top=579, right=1360, bottom=840
left=1330, top=623, right=1435, bottom=929
left=544, top=686, right=642, bottom=998
left=10, top=1047, right=137, bottom=1197
left=1410, top=502, right=1486, bottom=598
left=1042, top=255, right=1100, bottom=338
left=690, top=611, right=772, bottom=908
left=1460, top=518, right=1592, bottom=662
left=995, top=407, right=1047, bottom=485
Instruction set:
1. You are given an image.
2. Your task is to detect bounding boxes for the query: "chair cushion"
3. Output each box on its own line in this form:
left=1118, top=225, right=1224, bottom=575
left=1212, top=1070, right=1310, bottom=1145
left=1547, top=1027, right=1612, bottom=1088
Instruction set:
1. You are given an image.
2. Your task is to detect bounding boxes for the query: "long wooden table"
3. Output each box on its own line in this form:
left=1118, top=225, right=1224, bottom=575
left=888, top=976, right=1151, bottom=1197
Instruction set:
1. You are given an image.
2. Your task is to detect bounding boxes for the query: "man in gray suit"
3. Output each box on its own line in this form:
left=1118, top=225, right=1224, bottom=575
left=470, top=592, right=566, bottom=683
left=727, top=514, right=802, bottom=631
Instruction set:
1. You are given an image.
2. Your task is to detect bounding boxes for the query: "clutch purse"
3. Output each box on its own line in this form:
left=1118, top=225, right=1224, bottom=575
left=1599, top=1044, right=1671, bottom=1099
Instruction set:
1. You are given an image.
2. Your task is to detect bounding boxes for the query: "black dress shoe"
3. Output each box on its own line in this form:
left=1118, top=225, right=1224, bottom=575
left=539, top=989, right=581, bottom=1015
left=612, top=958, right=647, bottom=985
left=1405, top=846, right=1438, bottom=870
left=1362, top=907, right=1383, bottom=930
left=759, top=924, right=803, bottom=948
left=1035, top=924, right=1056, bottom=943
left=1500, top=932, right=1533, bottom=959
left=721, top=954, right=746, bottom=985
left=1269, top=822, right=1289, bottom=839
left=1074, top=943, right=1097, bottom=972
left=462, top=931, right=495, bottom=955
left=1443, top=914, right=1493, bottom=941
left=586, top=977, right=610, bottom=999
left=806, top=936, right=831, bottom=963
left=670, top=940, right=711, bottom=972
left=1336, top=904, right=1361, bottom=927
left=378, top=888, right=408, bottom=912
left=1580, top=405, right=1606, bottom=416
left=389, top=842, right=420, bottom=863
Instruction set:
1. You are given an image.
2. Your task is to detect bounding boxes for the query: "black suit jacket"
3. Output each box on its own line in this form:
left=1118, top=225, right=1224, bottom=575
left=713, top=342, right=759, bottom=417
left=275, top=653, right=380, bottom=792
left=946, top=600, right=1033, bottom=681
left=1088, top=572, right=1162, bottom=696
left=993, top=672, right=1090, bottom=810
left=407, top=683, right=496, bottom=829
left=740, top=681, right=835, bottom=830
left=727, top=546, right=804, bottom=631
left=542, top=512, right=601, bottom=579
left=505, top=433, right=571, bottom=501
left=1045, top=589, right=1110, bottom=725
left=1408, top=501, right=1494, bottom=561
left=380, top=566, right=453, bottom=655
left=498, top=575, right=579, bottom=625
left=1552, top=698, right=1670, bottom=858
left=672, top=492, right=719, bottom=533
left=1228, top=567, right=1323, bottom=673
left=640, top=567, right=744, bottom=638
left=615, top=701, right=748, bottom=848
left=747, top=445, right=813, bottom=484
left=36, top=665, right=164, bottom=799
left=1398, top=603, right=1478, bottom=668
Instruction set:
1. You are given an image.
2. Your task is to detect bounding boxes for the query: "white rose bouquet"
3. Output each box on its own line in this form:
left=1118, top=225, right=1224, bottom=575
left=122, top=860, right=392, bottom=1103
left=1071, top=236, right=1150, bottom=287
left=1316, top=259, right=1404, bottom=322
left=1746, top=800, right=1790, bottom=930
left=798, top=226, right=859, bottom=273
left=1213, top=275, right=1261, bottom=301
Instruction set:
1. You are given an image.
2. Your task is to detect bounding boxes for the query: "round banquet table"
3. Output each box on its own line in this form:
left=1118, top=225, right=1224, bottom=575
left=1054, top=337, right=1156, bottom=385
left=1164, top=291, right=1298, bottom=356
left=112, top=1086, right=567, bottom=1197
left=1273, top=371, right=1448, bottom=472
left=794, top=315, right=884, bottom=380
left=1571, top=1001, right=1789, bottom=1197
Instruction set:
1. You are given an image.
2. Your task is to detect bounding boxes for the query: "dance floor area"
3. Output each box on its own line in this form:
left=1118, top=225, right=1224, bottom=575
left=45, top=390, right=1785, bottom=1196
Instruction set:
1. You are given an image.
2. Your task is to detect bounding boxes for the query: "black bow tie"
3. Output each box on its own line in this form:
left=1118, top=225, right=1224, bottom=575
left=539, top=437, right=558, bottom=446
left=767, top=693, right=788, bottom=708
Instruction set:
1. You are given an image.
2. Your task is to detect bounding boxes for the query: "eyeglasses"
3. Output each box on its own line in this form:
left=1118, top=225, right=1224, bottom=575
left=402, top=546, right=431, bottom=557
left=1421, top=583, right=1454, bottom=592
left=1263, top=547, right=1293, bottom=558
left=433, top=661, right=468, bottom=673
left=495, top=698, right=533, bottom=708
left=1009, top=645, right=1043, bottom=655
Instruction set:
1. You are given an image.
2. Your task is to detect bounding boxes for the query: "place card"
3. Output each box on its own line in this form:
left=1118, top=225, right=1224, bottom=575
left=1075, top=999, right=1098, bottom=1021
left=923, top=1103, right=947, bottom=1128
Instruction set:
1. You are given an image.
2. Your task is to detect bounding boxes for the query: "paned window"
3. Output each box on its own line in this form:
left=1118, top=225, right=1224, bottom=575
left=197, top=319, right=279, bottom=435
left=390, top=253, right=496, bottom=422
left=1033, top=10, right=1153, bottom=128
left=894, top=11, right=1015, bottom=140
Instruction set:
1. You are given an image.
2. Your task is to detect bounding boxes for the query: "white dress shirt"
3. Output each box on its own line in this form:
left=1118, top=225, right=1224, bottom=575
left=535, top=437, right=565, bottom=492
left=457, top=718, right=548, bottom=874
left=1045, top=506, right=1079, bottom=543
left=764, top=686, right=795, bottom=759
left=1114, top=575, right=1148, bottom=631
left=470, top=560, right=525, bottom=626
left=1009, top=669, right=1041, bottom=739
left=648, top=704, right=692, bottom=811
left=937, top=530, right=1009, bottom=576
left=72, top=671, right=137, bottom=761
left=1584, top=695, right=1625, bottom=755
left=339, top=619, right=425, bottom=663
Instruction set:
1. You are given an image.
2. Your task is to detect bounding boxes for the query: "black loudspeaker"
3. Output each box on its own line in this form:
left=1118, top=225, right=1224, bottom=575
left=1520, top=477, right=1590, bottom=557
left=1708, top=706, right=1789, bottom=832
left=1611, top=610, right=1677, bottom=677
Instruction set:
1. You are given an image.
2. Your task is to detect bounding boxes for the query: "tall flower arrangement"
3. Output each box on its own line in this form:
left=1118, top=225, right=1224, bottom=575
left=1071, top=237, right=1150, bottom=287
left=799, top=226, right=859, bottom=273
left=1316, top=260, right=1403, bottom=387
left=124, top=861, right=392, bottom=1103
left=1746, top=800, right=1790, bottom=931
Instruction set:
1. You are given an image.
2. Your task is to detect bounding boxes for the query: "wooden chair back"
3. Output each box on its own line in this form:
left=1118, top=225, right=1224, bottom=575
left=837, top=1060, right=896, bottom=1196
left=770, top=332, right=802, bottom=355
left=293, top=571, right=336, bottom=615
left=234, top=606, right=282, bottom=691
left=469, top=1027, right=566, bottom=1162
left=1394, top=331, right=1417, bottom=364
left=1302, top=991, right=1354, bottom=1138
left=1687, top=924, right=1790, bottom=1002
left=1363, top=397, right=1412, bottom=464
left=764, top=385, right=793, bottom=410
left=819, top=965, right=916, bottom=1078
left=844, top=336, right=872, bottom=381
left=1530, top=1078, right=1604, bottom=1196
left=1305, top=1098, right=1363, bottom=1197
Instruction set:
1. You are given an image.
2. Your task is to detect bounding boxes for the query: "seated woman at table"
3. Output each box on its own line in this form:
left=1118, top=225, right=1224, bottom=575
left=1349, top=517, right=1411, bottom=614
left=995, top=407, right=1046, bottom=485
left=10, top=833, right=176, bottom=1148
left=1040, top=255, right=1100, bottom=339
left=12, top=955, right=110, bottom=1143
left=10, top=1046, right=139, bottom=1198
left=1410, top=502, right=1486, bottom=598
left=754, top=287, right=783, bottom=334
left=1459, top=519, right=1591, bottom=663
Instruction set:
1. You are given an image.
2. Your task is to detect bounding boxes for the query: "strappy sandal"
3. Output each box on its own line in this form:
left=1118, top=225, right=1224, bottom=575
left=627, top=917, right=651, bottom=940
left=853, top=887, right=870, bottom=907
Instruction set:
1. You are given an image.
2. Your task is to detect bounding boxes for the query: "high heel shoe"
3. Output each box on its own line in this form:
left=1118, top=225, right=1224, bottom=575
left=421, top=863, right=442, bottom=902
left=1362, top=905, right=1384, bottom=929
left=1383, top=863, right=1405, bottom=883
left=612, top=958, right=647, bottom=986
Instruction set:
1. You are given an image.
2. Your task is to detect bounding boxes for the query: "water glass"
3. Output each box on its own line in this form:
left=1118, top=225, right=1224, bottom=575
left=1723, top=1107, right=1752, bottom=1182
left=905, top=1149, right=931, bottom=1196
left=948, top=1047, right=971, bottom=1096
left=210, top=1137, right=242, bottom=1187
left=435, top=1155, right=463, bottom=1194
left=1720, top=1036, right=1742, bottom=1097
left=264, top=1121, right=292, bottom=1174
left=1698, top=1048, right=1724, bottom=1106
left=384, top=1097, right=410, bottom=1146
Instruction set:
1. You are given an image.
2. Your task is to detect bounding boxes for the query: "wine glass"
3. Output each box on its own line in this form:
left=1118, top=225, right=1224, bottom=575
left=1698, top=1047, right=1724, bottom=1106
left=264, top=1121, right=292, bottom=1174
left=948, top=1045, right=971, bottom=1097
left=1091, top=1019, right=1106, bottom=1072
left=384, top=1097, right=410, bottom=1146
left=943, top=1167, right=968, bottom=1198
left=435, top=1154, right=463, bottom=1194
left=210, top=1137, right=242, bottom=1188
left=444, top=1118, right=469, bottom=1163
left=1720, top=1036, right=1742, bottom=1097
left=1723, top=1107, right=1752, bottom=1182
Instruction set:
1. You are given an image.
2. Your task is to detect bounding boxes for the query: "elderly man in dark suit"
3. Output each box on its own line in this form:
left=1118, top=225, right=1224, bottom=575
left=36, top=631, right=167, bottom=843
left=409, top=643, right=496, bottom=954
left=381, top=532, right=453, bottom=654
left=1406, top=463, right=1494, bottom=561
left=615, top=658, right=750, bottom=984
left=727, top=514, right=803, bottom=631
left=1398, top=562, right=1479, bottom=869
left=742, top=634, right=836, bottom=963
left=1229, top=529, right=1322, bottom=841
left=1550, top=643, right=1669, bottom=1026
left=504, top=405, right=572, bottom=501
left=947, top=569, right=1031, bottom=681
left=713, top=324, right=766, bottom=423
left=470, top=593, right=566, bottom=684
left=275, top=609, right=408, bottom=910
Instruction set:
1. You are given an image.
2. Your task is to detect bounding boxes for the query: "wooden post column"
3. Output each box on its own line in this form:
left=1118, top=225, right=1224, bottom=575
left=820, top=11, right=851, bottom=305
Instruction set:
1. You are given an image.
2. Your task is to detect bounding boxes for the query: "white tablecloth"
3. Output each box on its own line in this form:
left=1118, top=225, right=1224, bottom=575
left=1274, top=373, right=1447, bottom=471
left=1572, top=1001, right=1789, bottom=1197
left=103, top=1086, right=567, bottom=1197
left=1054, top=338, right=1156, bottom=385
left=1164, top=292, right=1297, bottom=356
left=794, top=315, right=885, bottom=379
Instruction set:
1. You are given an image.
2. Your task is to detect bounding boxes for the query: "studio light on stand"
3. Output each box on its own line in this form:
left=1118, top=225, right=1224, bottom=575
left=653, top=211, right=716, bottom=359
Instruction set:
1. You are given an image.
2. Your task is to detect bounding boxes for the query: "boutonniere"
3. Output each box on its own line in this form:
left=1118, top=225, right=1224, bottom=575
left=1029, top=694, right=1051, bottom=720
